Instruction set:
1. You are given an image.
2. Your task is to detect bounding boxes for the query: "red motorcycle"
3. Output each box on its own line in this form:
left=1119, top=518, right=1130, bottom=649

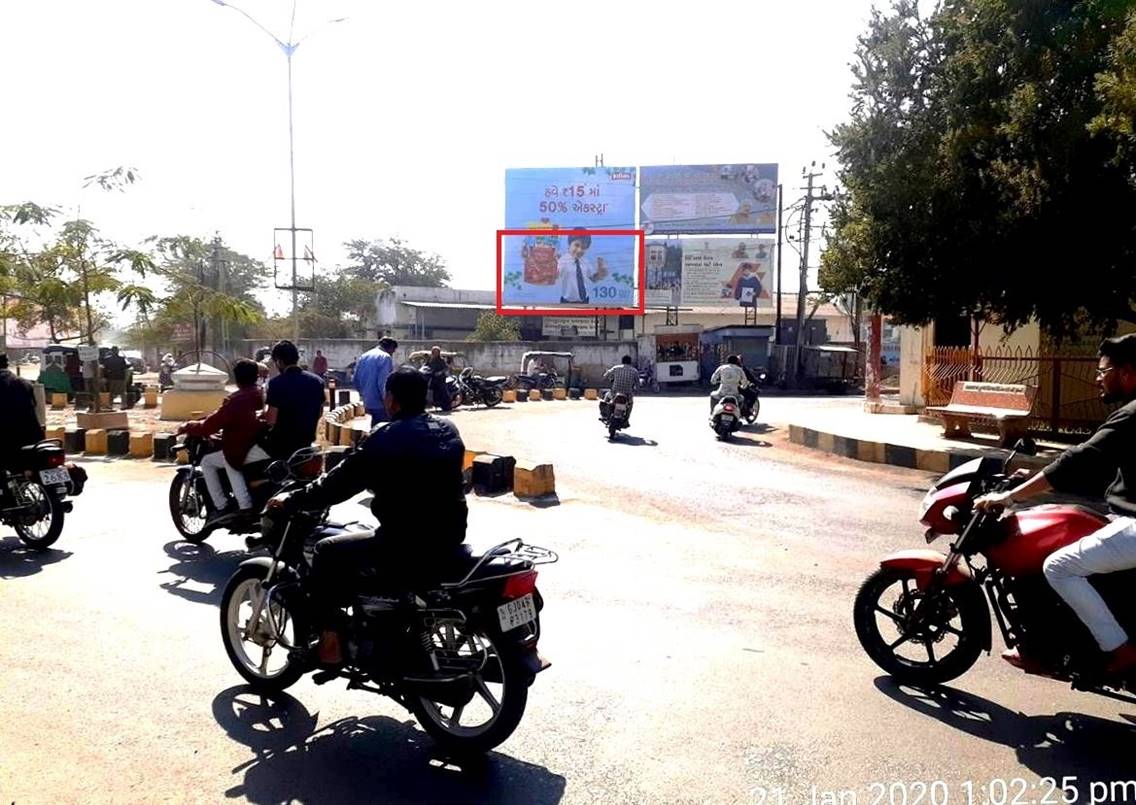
left=854, top=442, right=1136, bottom=698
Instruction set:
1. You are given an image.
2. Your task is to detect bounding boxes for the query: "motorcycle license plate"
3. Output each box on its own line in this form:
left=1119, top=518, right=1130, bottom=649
left=497, top=593, right=537, bottom=632
left=614, top=404, right=628, bottom=413
left=720, top=414, right=734, bottom=423
left=39, top=468, right=70, bottom=487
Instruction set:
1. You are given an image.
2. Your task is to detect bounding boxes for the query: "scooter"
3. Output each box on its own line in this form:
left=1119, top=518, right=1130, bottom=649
left=709, top=395, right=743, bottom=440
left=854, top=440, right=1136, bottom=699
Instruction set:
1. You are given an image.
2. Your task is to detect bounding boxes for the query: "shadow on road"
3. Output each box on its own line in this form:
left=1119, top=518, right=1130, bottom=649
left=609, top=435, right=658, bottom=447
left=748, top=423, right=778, bottom=435
left=0, top=536, right=71, bottom=579
left=727, top=435, right=773, bottom=448
left=875, top=677, right=1136, bottom=795
left=212, top=686, right=567, bottom=805
left=159, top=540, right=245, bottom=606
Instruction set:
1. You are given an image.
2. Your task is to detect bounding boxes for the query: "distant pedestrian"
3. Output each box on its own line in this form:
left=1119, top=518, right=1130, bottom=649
left=353, top=334, right=399, bottom=427
left=312, top=349, right=329, bottom=379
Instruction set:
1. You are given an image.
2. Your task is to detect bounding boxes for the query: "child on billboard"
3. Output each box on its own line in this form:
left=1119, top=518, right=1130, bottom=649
left=557, top=231, right=608, bottom=304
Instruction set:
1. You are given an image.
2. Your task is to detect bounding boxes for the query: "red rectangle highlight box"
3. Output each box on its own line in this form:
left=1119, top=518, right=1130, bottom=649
left=496, top=229, right=646, bottom=316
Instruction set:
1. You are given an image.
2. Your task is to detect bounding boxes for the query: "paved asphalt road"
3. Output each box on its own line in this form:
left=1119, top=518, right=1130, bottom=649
left=1, top=395, right=1133, bottom=804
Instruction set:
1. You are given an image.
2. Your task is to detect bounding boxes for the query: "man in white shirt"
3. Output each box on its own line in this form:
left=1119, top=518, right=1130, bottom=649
left=710, top=354, right=749, bottom=411
left=557, top=232, right=607, bottom=304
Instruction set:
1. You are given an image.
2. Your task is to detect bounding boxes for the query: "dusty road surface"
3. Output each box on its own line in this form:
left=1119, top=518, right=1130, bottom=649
left=1, top=395, right=1133, bottom=804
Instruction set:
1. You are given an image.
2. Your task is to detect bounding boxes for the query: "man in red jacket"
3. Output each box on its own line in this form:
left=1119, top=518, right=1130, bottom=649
left=179, top=359, right=267, bottom=524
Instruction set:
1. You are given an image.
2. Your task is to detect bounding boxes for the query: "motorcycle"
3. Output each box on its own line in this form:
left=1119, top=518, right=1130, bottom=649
left=0, top=439, right=86, bottom=550
left=853, top=440, right=1136, bottom=697
left=217, top=458, right=557, bottom=754
left=600, top=392, right=632, bottom=440
left=740, top=370, right=768, bottom=424
left=168, top=434, right=322, bottom=543
left=419, top=367, right=464, bottom=411
left=457, top=367, right=507, bottom=408
left=709, top=394, right=743, bottom=440
left=513, top=369, right=561, bottom=392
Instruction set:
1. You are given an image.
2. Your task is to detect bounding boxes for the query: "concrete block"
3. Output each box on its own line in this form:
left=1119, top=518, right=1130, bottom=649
left=569, top=388, right=582, bottom=400
left=528, top=390, right=542, bottom=402
left=338, top=424, right=355, bottom=446
left=107, top=430, right=130, bottom=456
left=584, top=388, right=598, bottom=400
left=502, top=389, right=517, bottom=403
left=160, top=389, right=227, bottom=421
left=552, top=388, right=567, bottom=400
left=789, top=424, right=806, bottom=445
left=472, top=454, right=510, bottom=494
left=152, top=433, right=176, bottom=461
left=129, top=432, right=154, bottom=459
left=355, top=403, right=366, bottom=418
left=45, top=426, right=65, bottom=444
left=85, top=429, right=108, bottom=455
left=51, top=393, right=68, bottom=410
left=98, top=392, right=111, bottom=407
left=77, top=411, right=129, bottom=431
left=64, top=428, right=86, bottom=454
left=513, top=460, right=555, bottom=498
left=143, top=388, right=159, bottom=408
left=857, top=440, right=886, bottom=464
left=337, top=390, right=352, bottom=406
left=514, top=392, right=527, bottom=403
left=916, top=449, right=951, bottom=474
left=817, top=432, right=835, bottom=453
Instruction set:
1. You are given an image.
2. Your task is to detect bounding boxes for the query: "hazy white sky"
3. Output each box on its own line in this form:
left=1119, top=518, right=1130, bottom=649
left=1, top=0, right=880, bottom=307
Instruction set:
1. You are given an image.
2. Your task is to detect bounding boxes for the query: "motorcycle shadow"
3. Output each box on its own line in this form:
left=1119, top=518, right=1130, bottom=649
left=158, top=540, right=247, bottom=607
left=0, top=536, right=72, bottom=579
left=213, top=686, right=568, bottom=805
left=874, top=676, right=1136, bottom=790
left=608, top=435, right=658, bottom=447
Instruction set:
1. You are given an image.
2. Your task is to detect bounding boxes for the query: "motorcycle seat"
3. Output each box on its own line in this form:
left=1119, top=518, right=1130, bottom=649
left=485, top=376, right=508, bottom=384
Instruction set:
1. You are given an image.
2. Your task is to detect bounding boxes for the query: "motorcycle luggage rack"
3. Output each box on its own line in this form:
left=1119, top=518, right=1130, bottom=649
left=441, top=538, right=559, bottom=589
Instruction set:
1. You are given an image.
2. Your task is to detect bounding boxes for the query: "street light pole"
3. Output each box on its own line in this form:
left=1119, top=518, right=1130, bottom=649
left=209, top=1, right=346, bottom=348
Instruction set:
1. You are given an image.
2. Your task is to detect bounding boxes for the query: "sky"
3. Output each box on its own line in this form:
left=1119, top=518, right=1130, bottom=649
left=1, top=0, right=882, bottom=315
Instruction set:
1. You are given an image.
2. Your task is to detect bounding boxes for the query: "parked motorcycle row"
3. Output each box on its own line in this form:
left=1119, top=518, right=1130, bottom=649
left=420, top=366, right=508, bottom=410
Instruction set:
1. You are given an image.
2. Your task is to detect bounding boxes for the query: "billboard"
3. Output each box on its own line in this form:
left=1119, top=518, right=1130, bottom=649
left=645, top=238, right=775, bottom=308
left=503, top=167, right=638, bottom=308
left=640, top=164, right=778, bottom=235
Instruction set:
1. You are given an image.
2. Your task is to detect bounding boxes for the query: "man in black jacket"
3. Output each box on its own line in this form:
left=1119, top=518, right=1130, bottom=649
left=977, top=334, right=1136, bottom=675
left=0, top=354, right=45, bottom=469
left=269, top=367, right=467, bottom=665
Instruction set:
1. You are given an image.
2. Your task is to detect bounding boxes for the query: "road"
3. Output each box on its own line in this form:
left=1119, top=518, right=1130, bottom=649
left=1, top=395, right=1133, bottom=804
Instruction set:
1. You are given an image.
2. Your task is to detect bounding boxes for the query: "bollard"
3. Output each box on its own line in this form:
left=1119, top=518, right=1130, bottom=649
left=338, top=424, right=354, bottom=447
left=515, top=392, right=528, bottom=403
left=552, top=388, right=567, bottom=401
left=502, top=389, right=517, bottom=403
left=45, top=426, right=65, bottom=444
left=152, top=433, right=176, bottom=461
left=64, top=428, right=86, bottom=454
left=472, top=454, right=510, bottom=494
left=143, top=387, right=159, bottom=408
left=528, top=390, right=542, bottom=402
left=85, top=429, right=108, bottom=455
left=584, top=389, right=598, bottom=400
left=51, top=393, right=68, bottom=410
left=337, top=390, right=352, bottom=407
left=463, top=449, right=487, bottom=472
left=514, top=461, right=556, bottom=498
left=569, top=388, right=582, bottom=400
left=107, top=430, right=130, bottom=456
left=129, top=432, right=154, bottom=459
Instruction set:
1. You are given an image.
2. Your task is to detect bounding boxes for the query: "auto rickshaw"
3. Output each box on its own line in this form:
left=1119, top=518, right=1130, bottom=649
left=515, top=351, right=575, bottom=390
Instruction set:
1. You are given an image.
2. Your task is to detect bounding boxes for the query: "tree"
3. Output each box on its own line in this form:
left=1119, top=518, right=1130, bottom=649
left=294, top=271, right=382, bottom=338
left=467, top=311, right=520, bottom=342
left=343, top=237, right=451, bottom=287
left=821, top=0, right=1136, bottom=339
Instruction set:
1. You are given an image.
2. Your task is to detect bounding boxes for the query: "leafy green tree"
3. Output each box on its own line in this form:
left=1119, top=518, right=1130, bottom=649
left=467, top=311, right=520, bottom=342
left=294, top=271, right=382, bottom=338
left=822, top=0, right=1136, bottom=339
left=343, top=237, right=450, bottom=287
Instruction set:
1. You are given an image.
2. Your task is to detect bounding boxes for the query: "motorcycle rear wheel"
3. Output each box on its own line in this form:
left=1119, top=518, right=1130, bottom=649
left=409, top=628, right=530, bottom=754
left=13, top=481, right=64, bottom=550
left=853, top=567, right=985, bottom=685
left=482, top=388, right=503, bottom=408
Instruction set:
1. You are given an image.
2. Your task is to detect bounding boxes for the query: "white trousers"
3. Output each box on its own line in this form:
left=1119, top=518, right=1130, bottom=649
left=200, top=445, right=270, bottom=511
left=1042, top=516, right=1136, bottom=652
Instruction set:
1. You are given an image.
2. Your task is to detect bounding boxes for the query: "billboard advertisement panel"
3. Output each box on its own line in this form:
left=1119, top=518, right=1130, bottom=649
left=645, top=238, right=775, bottom=308
left=640, top=164, right=778, bottom=235
left=503, top=167, right=638, bottom=308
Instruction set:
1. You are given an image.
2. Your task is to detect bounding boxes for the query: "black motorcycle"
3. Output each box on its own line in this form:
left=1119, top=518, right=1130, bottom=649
left=417, top=367, right=464, bottom=411
left=457, top=367, right=507, bottom=408
left=217, top=462, right=556, bottom=754
left=600, top=392, right=632, bottom=440
left=0, top=439, right=86, bottom=550
left=513, top=369, right=561, bottom=392
left=168, top=435, right=322, bottom=543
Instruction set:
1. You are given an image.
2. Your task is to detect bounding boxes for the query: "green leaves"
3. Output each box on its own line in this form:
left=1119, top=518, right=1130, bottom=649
left=468, top=311, right=520, bottom=342
left=343, top=237, right=451, bottom=287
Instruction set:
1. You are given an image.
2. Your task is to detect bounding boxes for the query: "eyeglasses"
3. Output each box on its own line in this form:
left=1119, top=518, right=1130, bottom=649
left=1096, top=367, right=1117, bottom=378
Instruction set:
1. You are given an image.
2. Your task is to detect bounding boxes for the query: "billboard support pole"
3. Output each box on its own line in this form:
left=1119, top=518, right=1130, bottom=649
left=775, top=183, right=783, bottom=343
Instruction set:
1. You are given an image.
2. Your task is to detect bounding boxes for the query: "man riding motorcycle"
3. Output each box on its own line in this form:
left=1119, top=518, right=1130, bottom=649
left=263, top=340, right=325, bottom=460
left=599, top=355, right=640, bottom=424
left=267, top=368, right=467, bottom=667
left=177, top=359, right=268, bottom=527
left=976, top=334, right=1136, bottom=676
left=709, top=354, right=749, bottom=412
left=0, top=353, right=45, bottom=470
left=737, top=355, right=760, bottom=413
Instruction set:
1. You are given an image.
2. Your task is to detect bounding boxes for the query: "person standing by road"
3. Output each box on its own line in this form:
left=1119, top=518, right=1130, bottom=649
left=354, top=335, right=399, bottom=427
left=101, top=346, right=129, bottom=407
left=312, top=349, right=329, bottom=379
left=425, top=345, right=452, bottom=411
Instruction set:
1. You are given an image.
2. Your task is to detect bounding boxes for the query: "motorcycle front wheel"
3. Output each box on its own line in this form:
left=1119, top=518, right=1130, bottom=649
left=168, top=471, right=210, bottom=543
left=482, top=388, right=503, bottom=408
left=220, top=565, right=308, bottom=693
left=13, top=481, right=64, bottom=550
left=409, top=627, right=530, bottom=754
left=853, top=567, right=986, bottom=684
